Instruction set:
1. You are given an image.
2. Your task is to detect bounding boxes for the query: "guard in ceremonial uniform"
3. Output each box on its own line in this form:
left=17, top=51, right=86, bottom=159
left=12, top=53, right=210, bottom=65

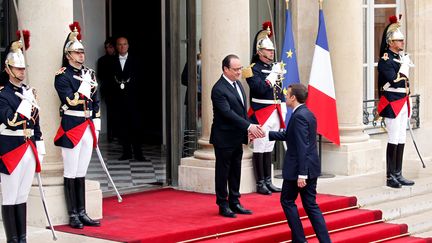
left=244, top=23, right=286, bottom=195
left=377, top=15, right=414, bottom=188
left=0, top=35, right=45, bottom=243
left=54, top=22, right=101, bottom=228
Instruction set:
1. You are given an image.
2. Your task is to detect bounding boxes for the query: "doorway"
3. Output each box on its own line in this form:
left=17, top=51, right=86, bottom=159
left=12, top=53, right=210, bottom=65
left=87, top=0, right=166, bottom=193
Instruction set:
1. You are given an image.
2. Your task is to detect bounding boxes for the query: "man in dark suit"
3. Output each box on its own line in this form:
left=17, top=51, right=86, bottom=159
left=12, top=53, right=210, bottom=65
left=210, top=54, right=264, bottom=218
left=268, top=84, right=331, bottom=242
left=107, top=36, right=148, bottom=161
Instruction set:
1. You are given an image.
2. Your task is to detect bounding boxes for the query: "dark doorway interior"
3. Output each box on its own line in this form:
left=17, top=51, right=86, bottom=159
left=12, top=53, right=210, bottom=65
left=111, top=0, right=162, bottom=145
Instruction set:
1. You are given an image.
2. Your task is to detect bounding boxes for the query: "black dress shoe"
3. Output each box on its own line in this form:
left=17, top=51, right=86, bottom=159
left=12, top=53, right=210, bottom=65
left=133, top=155, right=151, bottom=162
left=118, top=154, right=132, bottom=161
left=230, top=204, right=252, bottom=215
left=219, top=206, right=236, bottom=218
left=69, top=214, right=84, bottom=229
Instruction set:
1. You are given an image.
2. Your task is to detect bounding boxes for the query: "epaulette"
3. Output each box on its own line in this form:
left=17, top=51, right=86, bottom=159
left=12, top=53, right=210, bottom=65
left=55, top=67, right=67, bottom=76
left=381, top=53, right=389, bottom=61
left=242, top=63, right=256, bottom=79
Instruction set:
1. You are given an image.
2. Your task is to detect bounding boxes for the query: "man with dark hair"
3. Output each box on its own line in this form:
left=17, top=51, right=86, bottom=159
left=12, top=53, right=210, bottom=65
left=268, top=83, right=331, bottom=243
left=97, top=37, right=116, bottom=142
left=377, top=16, right=414, bottom=188
left=210, top=54, right=264, bottom=218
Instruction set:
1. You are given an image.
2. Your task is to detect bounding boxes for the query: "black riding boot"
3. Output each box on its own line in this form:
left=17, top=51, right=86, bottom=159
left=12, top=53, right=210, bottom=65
left=2, top=205, right=18, bottom=243
left=76, top=177, right=100, bottom=226
left=15, top=203, right=26, bottom=243
left=394, top=144, right=415, bottom=186
left=64, top=178, right=83, bottom=229
left=386, top=143, right=402, bottom=188
left=252, top=153, right=271, bottom=195
left=263, top=152, right=281, bottom=192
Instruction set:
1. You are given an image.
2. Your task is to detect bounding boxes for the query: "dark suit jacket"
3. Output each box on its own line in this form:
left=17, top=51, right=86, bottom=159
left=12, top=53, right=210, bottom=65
left=269, top=105, right=321, bottom=180
left=210, top=75, right=250, bottom=148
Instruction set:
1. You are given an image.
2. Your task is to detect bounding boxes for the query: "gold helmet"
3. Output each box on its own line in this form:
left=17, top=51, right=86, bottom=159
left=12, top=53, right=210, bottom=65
left=64, top=22, right=84, bottom=54
left=5, top=41, right=26, bottom=68
left=386, top=15, right=404, bottom=43
left=256, top=21, right=275, bottom=50
left=5, top=30, right=30, bottom=69
left=380, top=15, right=404, bottom=57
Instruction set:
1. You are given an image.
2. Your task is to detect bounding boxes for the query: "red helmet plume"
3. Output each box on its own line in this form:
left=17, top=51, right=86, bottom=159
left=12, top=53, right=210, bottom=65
left=16, top=30, right=30, bottom=50
left=262, top=21, right=272, bottom=38
left=69, top=21, right=82, bottom=40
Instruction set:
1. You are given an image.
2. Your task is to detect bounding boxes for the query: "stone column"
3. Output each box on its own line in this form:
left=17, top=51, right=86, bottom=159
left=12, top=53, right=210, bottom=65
left=179, top=0, right=255, bottom=193
left=16, top=0, right=101, bottom=226
left=318, top=0, right=382, bottom=176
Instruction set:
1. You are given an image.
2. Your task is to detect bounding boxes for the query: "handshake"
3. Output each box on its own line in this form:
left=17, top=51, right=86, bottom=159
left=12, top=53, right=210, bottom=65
left=248, top=124, right=266, bottom=142
left=266, top=62, right=286, bottom=87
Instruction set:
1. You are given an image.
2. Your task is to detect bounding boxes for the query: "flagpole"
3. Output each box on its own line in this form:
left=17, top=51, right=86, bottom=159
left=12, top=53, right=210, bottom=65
left=286, top=0, right=289, bottom=10
left=319, top=0, right=323, bottom=10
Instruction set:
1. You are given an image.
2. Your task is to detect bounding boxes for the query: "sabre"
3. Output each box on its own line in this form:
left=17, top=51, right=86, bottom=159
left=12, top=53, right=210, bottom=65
left=95, top=146, right=123, bottom=202
left=407, top=120, right=426, bottom=168
left=36, top=173, right=58, bottom=241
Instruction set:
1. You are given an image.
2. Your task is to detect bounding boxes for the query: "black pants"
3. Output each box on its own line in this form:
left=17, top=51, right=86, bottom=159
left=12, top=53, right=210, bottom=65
left=214, top=145, right=243, bottom=207
left=280, top=178, right=331, bottom=243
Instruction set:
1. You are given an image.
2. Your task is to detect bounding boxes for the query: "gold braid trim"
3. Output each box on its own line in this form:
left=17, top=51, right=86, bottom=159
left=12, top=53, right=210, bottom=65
left=66, top=92, right=85, bottom=106
left=394, top=73, right=407, bottom=83
left=7, top=113, right=26, bottom=127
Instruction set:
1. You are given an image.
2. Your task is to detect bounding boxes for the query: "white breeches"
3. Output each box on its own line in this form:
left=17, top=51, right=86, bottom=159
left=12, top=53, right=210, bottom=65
left=1, top=147, right=36, bottom=205
left=385, top=103, right=408, bottom=145
left=62, top=126, right=94, bottom=178
left=253, top=110, right=281, bottom=153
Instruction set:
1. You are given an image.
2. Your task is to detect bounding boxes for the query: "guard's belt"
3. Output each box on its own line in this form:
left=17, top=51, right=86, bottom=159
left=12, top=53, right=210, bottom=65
left=64, top=110, right=93, bottom=118
left=382, top=82, right=408, bottom=93
left=251, top=98, right=281, bottom=105
left=0, top=129, right=34, bottom=137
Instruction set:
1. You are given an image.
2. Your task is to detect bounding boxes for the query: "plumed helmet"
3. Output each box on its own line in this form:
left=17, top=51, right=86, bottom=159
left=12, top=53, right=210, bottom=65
left=251, top=21, right=274, bottom=63
left=379, top=15, right=404, bottom=57
left=5, top=30, right=30, bottom=69
left=5, top=41, right=26, bottom=68
left=64, top=22, right=84, bottom=54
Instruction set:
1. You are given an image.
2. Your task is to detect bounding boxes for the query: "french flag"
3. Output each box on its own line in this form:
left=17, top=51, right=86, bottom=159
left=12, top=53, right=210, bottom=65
left=306, top=9, right=340, bottom=146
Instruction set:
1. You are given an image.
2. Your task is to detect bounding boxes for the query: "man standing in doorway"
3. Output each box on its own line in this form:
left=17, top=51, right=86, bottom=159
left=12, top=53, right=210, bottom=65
left=109, top=36, right=148, bottom=161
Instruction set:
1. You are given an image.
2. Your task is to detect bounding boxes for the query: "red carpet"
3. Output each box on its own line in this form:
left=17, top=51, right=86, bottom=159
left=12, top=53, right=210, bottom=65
left=55, top=188, right=432, bottom=243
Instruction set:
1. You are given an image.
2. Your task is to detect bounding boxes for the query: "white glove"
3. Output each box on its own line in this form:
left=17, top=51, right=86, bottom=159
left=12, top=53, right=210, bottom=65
left=398, top=54, right=414, bottom=79
left=36, top=140, right=46, bottom=164
left=266, top=72, right=278, bottom=87
left=16, top=99, right=32, bottom=119
left=281, top=102, right=287, bottom=121
left=271, top=62, right=287, bottom=75
left=22, top=87, right=36, bottom=104
left=75, top=69, right=97, bottom=99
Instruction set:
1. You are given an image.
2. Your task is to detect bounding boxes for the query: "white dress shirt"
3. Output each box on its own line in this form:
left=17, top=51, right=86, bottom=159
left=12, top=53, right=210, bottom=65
left=119, top=53, right=128, bottom=70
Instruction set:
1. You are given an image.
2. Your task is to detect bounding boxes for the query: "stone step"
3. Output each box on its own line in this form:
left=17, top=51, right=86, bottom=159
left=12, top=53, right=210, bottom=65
left=413, top=230, right=432, bottom=238
left=365, top=193, right=432, bottom=221
left=390, top=209, right=432, bottom=235
left=354, top=177, right=432, bottom=207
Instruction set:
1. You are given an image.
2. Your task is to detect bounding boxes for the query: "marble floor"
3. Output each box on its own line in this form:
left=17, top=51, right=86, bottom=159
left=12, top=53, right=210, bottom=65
left=86, top=138, right=167, bottom=192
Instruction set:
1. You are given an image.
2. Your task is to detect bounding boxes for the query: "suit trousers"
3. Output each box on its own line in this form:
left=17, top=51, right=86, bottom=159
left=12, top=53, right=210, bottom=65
left=280, top=178, right=331, bottom=243
left=214, top=145, right=243, bottom=206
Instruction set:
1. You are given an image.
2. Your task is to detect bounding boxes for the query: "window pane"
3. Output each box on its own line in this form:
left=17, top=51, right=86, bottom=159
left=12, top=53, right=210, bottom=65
left=375, top=0, right=396, bottom=4
left=374, top=7, right=395, bottom=63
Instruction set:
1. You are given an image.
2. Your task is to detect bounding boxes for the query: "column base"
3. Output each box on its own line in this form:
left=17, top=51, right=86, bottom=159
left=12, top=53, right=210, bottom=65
left=321, top=139, right=383, bottom=176
left=179, top=147, right=255, bottom=194
left=23, top=179, right=102, bottom=227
